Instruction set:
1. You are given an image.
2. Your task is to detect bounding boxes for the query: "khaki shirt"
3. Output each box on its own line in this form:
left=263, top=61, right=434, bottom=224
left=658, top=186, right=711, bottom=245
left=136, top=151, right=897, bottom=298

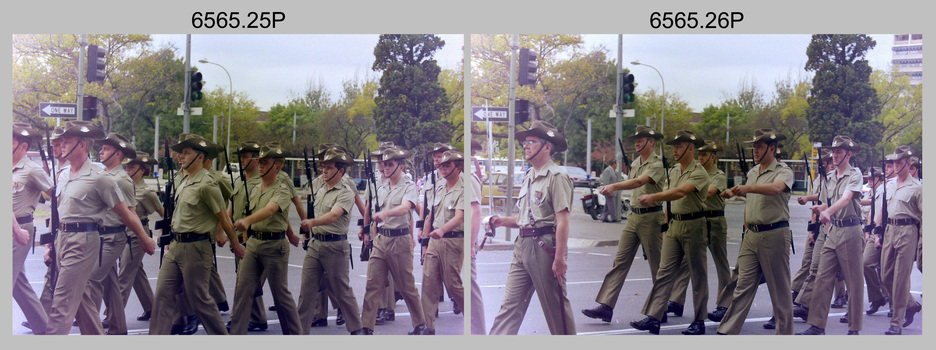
left=311, top=173, right=357, bottom=195
left=57, top=160, right=125, bottom=225
left=134, top=180, right=161, bottom=220
left=248, top=180, right=293, bottom=232
left=232, top=173, right=261, bottom=221
left=744, top=159, right=794, bottom=225
left=312, top=180, right=355, bottom=235
left=208, top=168, right=234, bottom=204
left=171, top=169, right=227, bottom=234
left=825, top=166, right=863, bottom=220
left=12, top=157, right=53, bottom=217
left=516, top=161, right=574, bottom=228
left=432, top=174, right=465, bottom=232
left=276, top=171, right=299, bottom=199
left=703, top=165, right=727, bottom=211
left=376, top=179, right=417, bottom=230
left=884, top=176, right=922, bottom=223
left=102, top=165, right=137, bottom=227
left=469, top=173, right=482, bottom=204
left=667, top=159, right=709, bottom=215
left=629, top=154, right=666, bottom=209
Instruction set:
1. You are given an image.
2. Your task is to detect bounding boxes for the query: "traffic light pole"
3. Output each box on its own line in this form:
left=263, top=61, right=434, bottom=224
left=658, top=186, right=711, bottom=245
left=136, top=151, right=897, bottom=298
left=183, top=34, right=192, bottom=133
left=77, top=35, right=87, bottom=121
left=505, top=34, right=519, bottom=242
left=615, top=35, right=623, bottom=172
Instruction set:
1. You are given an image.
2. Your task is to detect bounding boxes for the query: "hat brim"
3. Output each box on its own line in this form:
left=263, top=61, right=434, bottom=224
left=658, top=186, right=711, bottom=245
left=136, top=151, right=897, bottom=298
left=626, top=132, right=663, bottom=140
left=170, top=139, right=212, bottom=154
left=98, top=139, right=137, bottom=160
left=515, top=129, right=568, bottom=153
left=665, top=137, right=706, bottom=147
left=61, top=126, right=105, bottom=140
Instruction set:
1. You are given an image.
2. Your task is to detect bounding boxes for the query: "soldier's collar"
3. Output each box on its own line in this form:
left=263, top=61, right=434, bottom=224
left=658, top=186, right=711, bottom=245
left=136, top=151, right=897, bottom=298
left=532, top=160, right=559, bottom=179
left=187, top=168, right=210, bottom=184
left=106, top=163, right=125, bottom=175
left=13, top=156, right=29, bottom=169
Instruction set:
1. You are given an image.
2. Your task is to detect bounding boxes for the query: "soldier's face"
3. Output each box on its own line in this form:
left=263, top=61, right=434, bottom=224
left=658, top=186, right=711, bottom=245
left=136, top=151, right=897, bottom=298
left=379, top=159, right=398, bottom=177
left=179, top=148, right=201, bottom=166
left=126, top=163, right=142, bottom=178
left=100, top=144, right=120, bottom=165
left=895, top=158, right=910, bottom=177
left=885, top=162, right=895, bottom=177
left=51, top=139, right=63, bottom=159
left=698, top=151, right=715, bottom=167
left=240, top=151, right=258, bottom=170
left=523, top=136, right=547, bottom=159
left=633, top=137, right=650, bottom=152
left=12, top=138, right=27, bottom=156
left=258, top=158, right=276, bottom=176
left=752, top=142, right=768, bottom=161
left=673, top=141, right=691, bottom=159
left=433, top=152, right=444, bottom=168
left=439, top=161, right=457, bottom=178
left=321, top=162, right=342, bottom=182
left=831, top=148, right=849, bottom=165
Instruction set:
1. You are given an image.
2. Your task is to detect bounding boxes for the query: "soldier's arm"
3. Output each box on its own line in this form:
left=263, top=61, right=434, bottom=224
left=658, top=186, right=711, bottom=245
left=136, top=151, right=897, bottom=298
left=706, top=184, right=721, bottom=199
left=429, top=209, right=464, bottom=238
left=374, top=201, right=414, bottom=222
left=470, top=201, right=482, bottom=256
left=738, top=179, right=788, bottom=197
left=235, top=201, right=281, bottom=231
left=645, top=181, right=697, bottom=202
left=492, top=214, right=520, bottom=229
left=304, top=206, right=346, bottom=228
left=823, top=190, right=857, bottom=217
left=553, top=208, right=570, bottom=285
left=353, top=193, right=367, bottom=217
left=291, top=196, right=307, bottom=221
left=216, top=210, right=245, bottom=258
left=113, top=202, right=156, bottom=255
left=610, top=174, right=653, bottom=191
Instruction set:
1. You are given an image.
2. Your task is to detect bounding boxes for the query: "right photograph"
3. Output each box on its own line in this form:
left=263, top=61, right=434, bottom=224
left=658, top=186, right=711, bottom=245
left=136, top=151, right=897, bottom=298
left=468, top=34, right=922, bottom=335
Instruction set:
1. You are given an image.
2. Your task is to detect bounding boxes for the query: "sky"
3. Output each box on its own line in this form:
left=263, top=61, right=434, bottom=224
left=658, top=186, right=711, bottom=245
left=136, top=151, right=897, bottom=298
left=150, top=34, right=465, bottom=110
left=151, top=34, right=897, bottom=112
left=580, top=34, right=896, bottom=111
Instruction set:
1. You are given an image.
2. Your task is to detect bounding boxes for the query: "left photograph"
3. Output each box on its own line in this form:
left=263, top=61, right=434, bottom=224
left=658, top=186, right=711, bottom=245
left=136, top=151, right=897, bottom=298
left=11, top=34, right=466, bottom=335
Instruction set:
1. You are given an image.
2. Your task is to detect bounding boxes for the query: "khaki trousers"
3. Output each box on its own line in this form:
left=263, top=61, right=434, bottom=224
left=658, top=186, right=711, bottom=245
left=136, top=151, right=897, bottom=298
left=594, top=210, right=663, bottom=308
left=298, top=239, right=361, bottom=333
left=642, top=218, right=708, bottom=322
left=716, top=227, right=793, bottom=335
left=806, top=225, right=865, bottom=332
left=470, top=255, right=486, bottom=335
left=794, top=226, right=847, bottom=306
left=230, top=237, right=301, bottom=334
left=862, top=235, right=888, bottom=303
left=421, top=236, right=464, bottom=330
left=75, top=229, right=126, bottom=335
left=234, top=247, right=268, bottom=324
left=881, top=224, right=920, bottom=329
left=362, top=233, right=424, bottom=329
left=150, top=238, right=229, bottom=335
left=13, top=221, right=48, bottom=334
left=489, top=233, right=575, bottom=335
left=669, top=217, right=730, bottom=307
left=46, top=230, right=101, bottom=335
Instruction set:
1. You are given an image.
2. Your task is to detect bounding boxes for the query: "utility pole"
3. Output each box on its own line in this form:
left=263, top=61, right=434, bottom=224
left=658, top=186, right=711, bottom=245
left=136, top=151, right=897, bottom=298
left=183, top=34, right=192, bottom=133
left=77, top=35, right=87, bottom=120
left=505, top=34, right=519, bottom=242
left=615, top=34, right=623, bottom=171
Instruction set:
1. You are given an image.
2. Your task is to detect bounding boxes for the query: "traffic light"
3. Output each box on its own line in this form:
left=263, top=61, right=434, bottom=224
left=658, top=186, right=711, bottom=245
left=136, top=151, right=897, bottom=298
left=515, top=98, right=530, bottom=124
left=190, top=71, right=204, bottom=101
left=619, top=73, right=636, bottom=104
left=518, top=48, right=538, bottom=87
left=86, top=44, right=106, bottom=83
left=82, top=95, right=98, bottom=121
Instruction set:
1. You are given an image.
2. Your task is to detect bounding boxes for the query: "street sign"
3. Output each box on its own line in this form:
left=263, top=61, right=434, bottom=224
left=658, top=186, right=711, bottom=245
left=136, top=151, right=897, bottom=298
left=609, top=108, right=636, bottom=118
left=177, top=107, right=203, bottom=116
left=39, top=103, right=78, bottom=118
left=471, top=106, right=509, bottom=122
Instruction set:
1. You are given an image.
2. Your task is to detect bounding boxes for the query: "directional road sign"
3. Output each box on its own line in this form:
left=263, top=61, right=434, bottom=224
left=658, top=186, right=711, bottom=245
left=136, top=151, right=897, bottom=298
left=471, top=106, right=509, bottom=122
left=39, top=102, right=78, bottom=118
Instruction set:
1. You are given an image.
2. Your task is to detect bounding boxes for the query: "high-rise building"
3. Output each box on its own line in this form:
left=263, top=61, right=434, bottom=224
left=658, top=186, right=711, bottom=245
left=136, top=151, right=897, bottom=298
left=891, top=34, right=923, bottom=86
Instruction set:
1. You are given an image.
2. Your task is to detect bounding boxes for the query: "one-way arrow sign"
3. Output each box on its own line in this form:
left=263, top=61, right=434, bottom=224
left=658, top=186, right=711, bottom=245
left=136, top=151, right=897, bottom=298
left=471, top=106, right=510, bottom=122
left=39, top=102, right=78, bottom=118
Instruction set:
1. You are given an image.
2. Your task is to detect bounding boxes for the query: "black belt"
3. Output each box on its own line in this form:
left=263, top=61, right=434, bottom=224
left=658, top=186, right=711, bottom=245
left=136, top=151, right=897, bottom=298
left=746, top=221, right=790, bottom=233
left=632, top=206, right=663, bottom=215
left=99, top=225, right=126, bottom=234
left=442, top=231, right=464, bottom=239
left=173, top=232, right=210, bottom=243
left=250, top=231, right=286, bottom=240
left=378, top=228, right=410, bottom=237
left=887, top=217, right=919, bottom=226
left=61, top=222, right=99, bottom=233
left=16, top=215, right=33, bottom=225
left=703, top=210, right=725, bottom=218
left=831, top=217, right=862, bottom=228
left=519, top=226, right=555, bottom=237
left=313, top=233, right=347, bottom=242
left=672, top=211, right=705, bottom=221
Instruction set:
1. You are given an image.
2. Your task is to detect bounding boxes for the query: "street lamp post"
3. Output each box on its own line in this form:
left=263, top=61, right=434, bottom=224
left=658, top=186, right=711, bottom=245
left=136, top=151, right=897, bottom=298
left=631, top=60, right=665, bottom=139
left=198, top=59, right=233, bottom=156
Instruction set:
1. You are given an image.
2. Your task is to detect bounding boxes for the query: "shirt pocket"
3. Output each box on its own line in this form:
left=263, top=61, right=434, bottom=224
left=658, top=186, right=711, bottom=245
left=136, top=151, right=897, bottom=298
left=13, top=181, right=27, bottom=194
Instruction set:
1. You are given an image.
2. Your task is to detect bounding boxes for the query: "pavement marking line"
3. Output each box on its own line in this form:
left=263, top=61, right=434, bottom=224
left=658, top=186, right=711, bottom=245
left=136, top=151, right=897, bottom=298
left=481, top=278, right=652, bottom=288
left=586, top=252, right=612, bottom=257
left=575, top=313, right=847, bottom=335
left=477, top=262, right=513, bottom=265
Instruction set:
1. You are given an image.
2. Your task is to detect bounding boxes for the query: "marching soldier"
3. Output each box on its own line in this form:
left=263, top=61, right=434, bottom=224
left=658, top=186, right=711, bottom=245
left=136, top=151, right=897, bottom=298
left=88, top=132, right=138, bottom=335
left=860, top=166, right=889, bottom=319
left=666, top=140, right=730, bottom=321
left=35, top=126, right=66, bottom=320
left=600, top=158, right=623, bottom=222
left=149, top=133, right=245, bottom=335
left=203, top=141, right=232, bottom=313
left=228, top=143, right=303, bottom=334
left=582, top=125, right=665, bottom=323
left=12, top=123, right=53, bottom=335
left=488, top=121, right=575, bottom=335
left=630, top=130, right=709, bottom=335
left=716, top=128, right=795, bottom=335
left=796, top=135, right=865, bottom=335
left=468, top=150, right=485, bottom=335
left=364, top=142, right=400, bottom=325
left=298, top=148, right=365, bottom=334
left=46, top=121, right=156, bottom=335
left=359, top=146, right=428, bottom=335
left=115, top=152, right=162, bottom=323
left=419, top=149, right=467, bottom=335
left=878, top=146, right=923, bottom=335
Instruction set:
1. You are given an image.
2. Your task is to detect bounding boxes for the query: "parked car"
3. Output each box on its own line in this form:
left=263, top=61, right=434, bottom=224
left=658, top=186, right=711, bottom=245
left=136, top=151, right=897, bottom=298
left=562, top=166, right=600, bottom=188
left=480, top=172, right=522, bottom=206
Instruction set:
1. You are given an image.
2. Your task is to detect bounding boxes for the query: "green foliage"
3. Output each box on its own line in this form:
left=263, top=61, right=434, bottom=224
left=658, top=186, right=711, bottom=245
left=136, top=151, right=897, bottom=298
left=805, top=34, right=883, bottom=169
left=372, top=34, right=453, bottom=152
left=871, top=67, right=922, bottom=154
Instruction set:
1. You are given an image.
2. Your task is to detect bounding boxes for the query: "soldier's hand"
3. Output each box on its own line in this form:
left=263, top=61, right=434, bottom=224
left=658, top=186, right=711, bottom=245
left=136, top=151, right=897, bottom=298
left=874, top=234, right=882, bottom=249
left=552, top=256, right=568, bottom=287
left=471, top=243, right=478, bottom=258
left=797, top=196, right=808, bottom=205
left=807, top=233, right=816, bottom=245
left=421, top=247, right=427, bottom=262
left=357, top=226, right=365, bottom=241
left=489, top=215, right=502, bottom=229
left=43, top=247, right=52, bottom=264
left=638, top=194, right=654, bottom=207
left=233, top=219, right=249, bottom=233
left=363, top=233, right=371, bottom=245
left=819, top=210, right=831, bottom=224
left=216, top=232, right=228, bottom=247
left=598, top=185, right=613, bottom=197
left=428, top=229, right=444, bottom=239
left=141, top=237, right=157, bottom=255
left=287, top=232, right=300, bottom=247
left=721, top=189, right=734, bottom=198
left=13, top=228, right=29, bottom=246
left=372, top=212, right=385, bottom=223
left=232, top=243, right=246, bottom=259
left=300, top=219, right=314, bottom=232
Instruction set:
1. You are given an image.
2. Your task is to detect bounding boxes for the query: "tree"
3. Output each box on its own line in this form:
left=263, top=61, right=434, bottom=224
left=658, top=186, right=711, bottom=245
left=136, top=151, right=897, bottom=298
left=372, top=34, right=452, bottom=152
left=805, top=34, right=883, bottom=169
left=872, top=67, right=922, bottom=152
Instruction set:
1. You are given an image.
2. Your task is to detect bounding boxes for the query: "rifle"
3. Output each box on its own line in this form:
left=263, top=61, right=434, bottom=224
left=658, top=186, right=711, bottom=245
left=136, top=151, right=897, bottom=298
left=874, top=148, right=887, bottom=250
left=154, top=139, right=176, bottom=267
left=235, top=149, right=252, bottom=243
left=816, top=147, right=833, bottom=241
left=39, top=128, right=59, bottom=291
left=301, top=147, right=317, bottom=250
left=660, top=154, right=672, bottom=234
left=804, top=153, right=821, bottom=246
left=736, top=142, right=752, bottom=233
left=863, top=168, right=877, bottom=236
left=416, top=153, right=433, bottom=265
left=359, top=151, right=376, bottom=262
